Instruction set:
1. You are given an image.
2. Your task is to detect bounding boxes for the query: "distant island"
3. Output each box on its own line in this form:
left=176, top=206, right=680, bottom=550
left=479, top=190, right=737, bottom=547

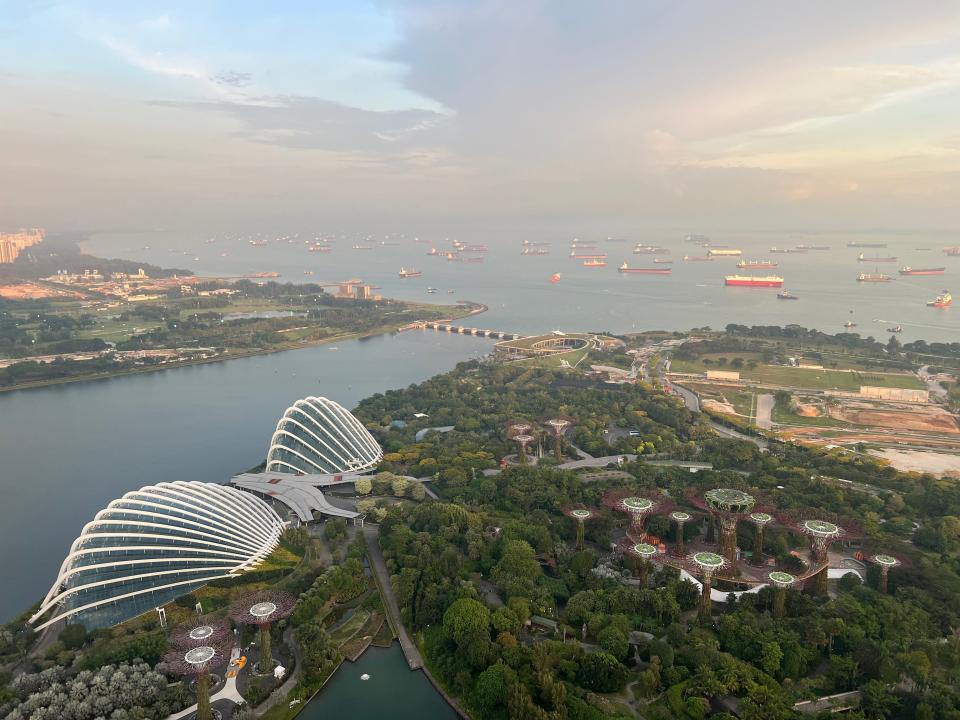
left=0, top=234, right=476, bottom=391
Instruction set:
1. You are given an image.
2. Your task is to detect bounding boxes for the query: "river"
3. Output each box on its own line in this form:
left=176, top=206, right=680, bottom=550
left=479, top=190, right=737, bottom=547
left=0, top=331, right=491, bottom=623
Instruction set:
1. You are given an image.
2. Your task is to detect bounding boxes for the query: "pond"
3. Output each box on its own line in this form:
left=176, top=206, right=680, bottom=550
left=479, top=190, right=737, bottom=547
left=299, top=643, right=458, bottom=719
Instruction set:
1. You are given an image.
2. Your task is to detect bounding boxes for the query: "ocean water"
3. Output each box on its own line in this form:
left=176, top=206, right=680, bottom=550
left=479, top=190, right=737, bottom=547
left=84, top=228, right=959, bottom=343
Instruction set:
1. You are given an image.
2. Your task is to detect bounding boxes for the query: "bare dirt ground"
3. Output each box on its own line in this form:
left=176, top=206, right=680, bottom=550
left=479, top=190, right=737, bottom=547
left=870, top=448, right=960, bottom=476
left=793, top=401, right=821, bottom=417
left=702, top=398, right=737, bottom=415
left=832, top=407, right=959, bottom=434
left=0, top=281, right=84, bottom=300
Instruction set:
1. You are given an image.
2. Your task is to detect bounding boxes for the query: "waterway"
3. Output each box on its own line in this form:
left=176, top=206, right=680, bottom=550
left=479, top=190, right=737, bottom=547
left=86, top=228, right=960, bottom=344
left=299, top=643, right=457, bottom=719
left=0, top=331, right=491, bottom=623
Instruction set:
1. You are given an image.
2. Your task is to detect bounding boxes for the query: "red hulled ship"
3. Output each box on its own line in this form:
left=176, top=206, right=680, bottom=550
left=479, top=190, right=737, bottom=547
left=724, top=275, right=783, bottom=288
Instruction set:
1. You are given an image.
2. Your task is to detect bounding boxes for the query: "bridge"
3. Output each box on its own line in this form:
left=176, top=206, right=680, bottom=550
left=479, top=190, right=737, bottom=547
left=408, top=320, right=524, bottom=340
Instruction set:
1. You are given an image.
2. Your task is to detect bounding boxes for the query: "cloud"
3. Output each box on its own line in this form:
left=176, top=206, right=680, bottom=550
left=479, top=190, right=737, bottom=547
left=140, top=14, right=171, bottom=31
left=154, top=95, right=450, bottom=153
left=212, top=70, right=253, bottom=88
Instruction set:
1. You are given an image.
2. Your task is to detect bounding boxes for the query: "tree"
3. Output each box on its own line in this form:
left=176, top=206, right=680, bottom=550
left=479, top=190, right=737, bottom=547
left=492, top=539, right=541, bottom=598
left=355, top=477, right=372, bottom=495
left=576, top=652, right=629, bottom=693
left=597, top=626, right=629, bottom=661
left=861, top=679, right=899, bottom=720
left=410, top=482, right=426, bottom=501
left=473, top=663, right=513, bottom=715
left=59, top=623, right=88, bottom=650
left=443, top=598, right=491, bottom=646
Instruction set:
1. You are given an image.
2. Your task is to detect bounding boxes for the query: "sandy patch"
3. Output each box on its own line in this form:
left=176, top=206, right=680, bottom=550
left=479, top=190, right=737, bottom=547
left=870, top=448, right=960, bottom=476
left=793, top=402, right=820, bottom=417
left=0, top=282, right=84, bottom=300
left=703, top=398, right=737, bottom=415
left=837, top=408, right=959, bottom=434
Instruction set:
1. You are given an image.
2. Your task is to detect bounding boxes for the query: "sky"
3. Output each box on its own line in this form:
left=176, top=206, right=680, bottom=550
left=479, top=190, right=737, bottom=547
left=1, top=0, right=959, bottom=234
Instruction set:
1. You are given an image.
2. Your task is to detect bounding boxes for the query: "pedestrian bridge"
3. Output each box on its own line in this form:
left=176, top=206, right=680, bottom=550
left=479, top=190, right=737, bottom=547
left=410, top=321, right=522, bottom=340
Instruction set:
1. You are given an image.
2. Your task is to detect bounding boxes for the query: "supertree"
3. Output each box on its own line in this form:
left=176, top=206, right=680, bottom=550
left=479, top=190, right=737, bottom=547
left=170, top=618, right=232, bottom=651
left=793, top=519, right=845, bottom=596
left=689, top=488, right=756, bottom=567
left=563, top=505, right=597, bottom=551
left=870, top=553, right=902, bottom=594
left=513, top=434, right=534, bottom=464
left=768, top=571, right=799, bottom=619
left=687, top=551, right=729, bottom=624
left=161, top=625, right=232, bottom=720
left=669, top=511, right=692, bottom=557
left=230, top=590, right=296, bottom=673
left=748, top=512, right=774, bottom=566
left=603, top=490, right=670, bottom=542
left=619, top=539, right=664, bottom=587
left=545, top=418, right=572, bottom=460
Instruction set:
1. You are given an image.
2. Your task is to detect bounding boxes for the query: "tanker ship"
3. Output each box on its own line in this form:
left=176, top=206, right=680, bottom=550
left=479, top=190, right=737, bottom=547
left=570, top=252, right=608, bottom=260
left=724, top=275, right=783, bottom=287
left=857, top=273, right=892, bottom=282
left=737, top=259, right=778, bottom=269
left=848, top=242, right=888, bottom=248
left=944, top=247, right=960, bottom=256
left=899, top=266, right=945, bottom=275
left=398, top=267, right=422, bottom=278
left=583, top=259, right=607, bottom=268
left=618, top=262, right=671, bottom=275
left=521, top=247, right=549, bottom=255
left=858, top=253, right=897, bottom=262
left=708, top=248, right=743, bottom=257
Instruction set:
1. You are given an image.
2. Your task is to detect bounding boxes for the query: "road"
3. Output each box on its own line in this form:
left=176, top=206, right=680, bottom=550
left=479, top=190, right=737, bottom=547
left=755, top=393, right=774, bottom=430
left=672, top=383, right=768, bottom=449
left=362, top=525, right=423, bottom=670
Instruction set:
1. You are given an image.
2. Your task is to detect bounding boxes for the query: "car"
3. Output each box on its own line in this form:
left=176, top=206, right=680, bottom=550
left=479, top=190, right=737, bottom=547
left=628, top=430, right=641, bottom=437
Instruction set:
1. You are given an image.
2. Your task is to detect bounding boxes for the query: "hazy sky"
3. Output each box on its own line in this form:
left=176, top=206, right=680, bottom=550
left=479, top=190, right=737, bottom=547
left=2, top=1, right=959, bottom=233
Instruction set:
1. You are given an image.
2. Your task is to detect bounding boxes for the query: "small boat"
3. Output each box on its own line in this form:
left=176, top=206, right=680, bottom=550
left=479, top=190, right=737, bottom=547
left=887, top=325, right=902, bottom=333
left=844, top=321, right=857, bottom=328
left=447, top=289, right=455, bottom=294
left=361, top=674, right=370, bottom=681
left=549, top=273, right=561, bottom=283
left=928, top=292, right=952, bottom=307
left=303, top=270, right=314, bottom=276
left=899, top=266, right=945, bottom=275
left=426, top=287, right=437, bottom=294
left=776, top=290, right=799, bottom=300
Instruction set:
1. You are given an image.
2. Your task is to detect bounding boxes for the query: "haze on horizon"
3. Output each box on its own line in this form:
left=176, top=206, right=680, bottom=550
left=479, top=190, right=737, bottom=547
left=1, top=1, right=959, bottom=235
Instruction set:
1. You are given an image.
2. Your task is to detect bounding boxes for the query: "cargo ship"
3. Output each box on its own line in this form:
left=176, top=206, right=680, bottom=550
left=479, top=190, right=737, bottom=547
left=427, top=247, right=441, bottom=255
left=944, top=247, right=960, bottom=256
left=708, top=248, right=743, bottom=257
left=583, top=259, right=607, bottom=268
left=653, top=258, right=673, bottom=264
left=633, top=245, right=670, bottom=254
left=398, top=267, right=422, bottom=278
left=724, top=275, right=783, bottom=287
left=245, top=271, right=280, bottom=278
left=795, top=244, right=830, bottom=250
left=899, top=266, right=945, bottom=275
left=683, top=255, right=713, bottom=261
left=857, top=273, right=892, bottom=282
left=848, top=242, right=887, bottom=248
left=769, top=247, right=804, bottom=254
left=737, top=259, right=778, bottom=269
left=352, top=244, right=373, bottom=250
left=308, top=245, right=332, bottom=252
left=463, top=244, right=488, bottom=252
left=777, top=290, right=799, bottom=300
left=523, top=240, right=550, bottom=247
left=618, top=262, right=671, bottom=275
left=521, top=247, right=549, bottom=255
left=928, top=292, right=952, bottom=307
left=570, top=252, right=608, bottom=260
left=858, top=253, right=897, bottom=262
left=464, top=256, right=484, bottom=263
left=685, top=234, right=709, bottom=243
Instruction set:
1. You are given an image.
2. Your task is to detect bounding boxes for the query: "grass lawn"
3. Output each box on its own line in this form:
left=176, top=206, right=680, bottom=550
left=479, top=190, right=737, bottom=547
left=671, top=358, right=922, bottom=391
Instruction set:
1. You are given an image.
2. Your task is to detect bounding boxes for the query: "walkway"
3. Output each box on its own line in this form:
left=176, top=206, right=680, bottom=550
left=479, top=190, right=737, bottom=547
left=167, top=647, right=245, bottom=720
left=755, top=393, right=774, bottom=430
left=362, top=525, right=423, bottom=670
left=559, top=454, right=637, bottom=470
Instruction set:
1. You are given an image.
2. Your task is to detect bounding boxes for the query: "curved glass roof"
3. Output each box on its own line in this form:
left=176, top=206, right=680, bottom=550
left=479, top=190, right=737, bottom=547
left=266, top=396, right=382, bottom=475
left=30, top=481, right=283, bottom=631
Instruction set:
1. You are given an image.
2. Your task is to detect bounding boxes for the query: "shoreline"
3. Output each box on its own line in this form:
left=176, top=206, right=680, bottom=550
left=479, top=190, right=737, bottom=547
left=0, top=303, right=487, bottom=395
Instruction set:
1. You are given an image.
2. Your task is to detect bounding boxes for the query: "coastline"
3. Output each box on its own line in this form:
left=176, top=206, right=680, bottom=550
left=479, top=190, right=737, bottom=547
left=0, top=302, right=486, bottom=395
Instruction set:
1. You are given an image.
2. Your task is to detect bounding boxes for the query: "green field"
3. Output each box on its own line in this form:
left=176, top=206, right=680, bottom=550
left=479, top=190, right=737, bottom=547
left=671, top=357, right=923, bottom=391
